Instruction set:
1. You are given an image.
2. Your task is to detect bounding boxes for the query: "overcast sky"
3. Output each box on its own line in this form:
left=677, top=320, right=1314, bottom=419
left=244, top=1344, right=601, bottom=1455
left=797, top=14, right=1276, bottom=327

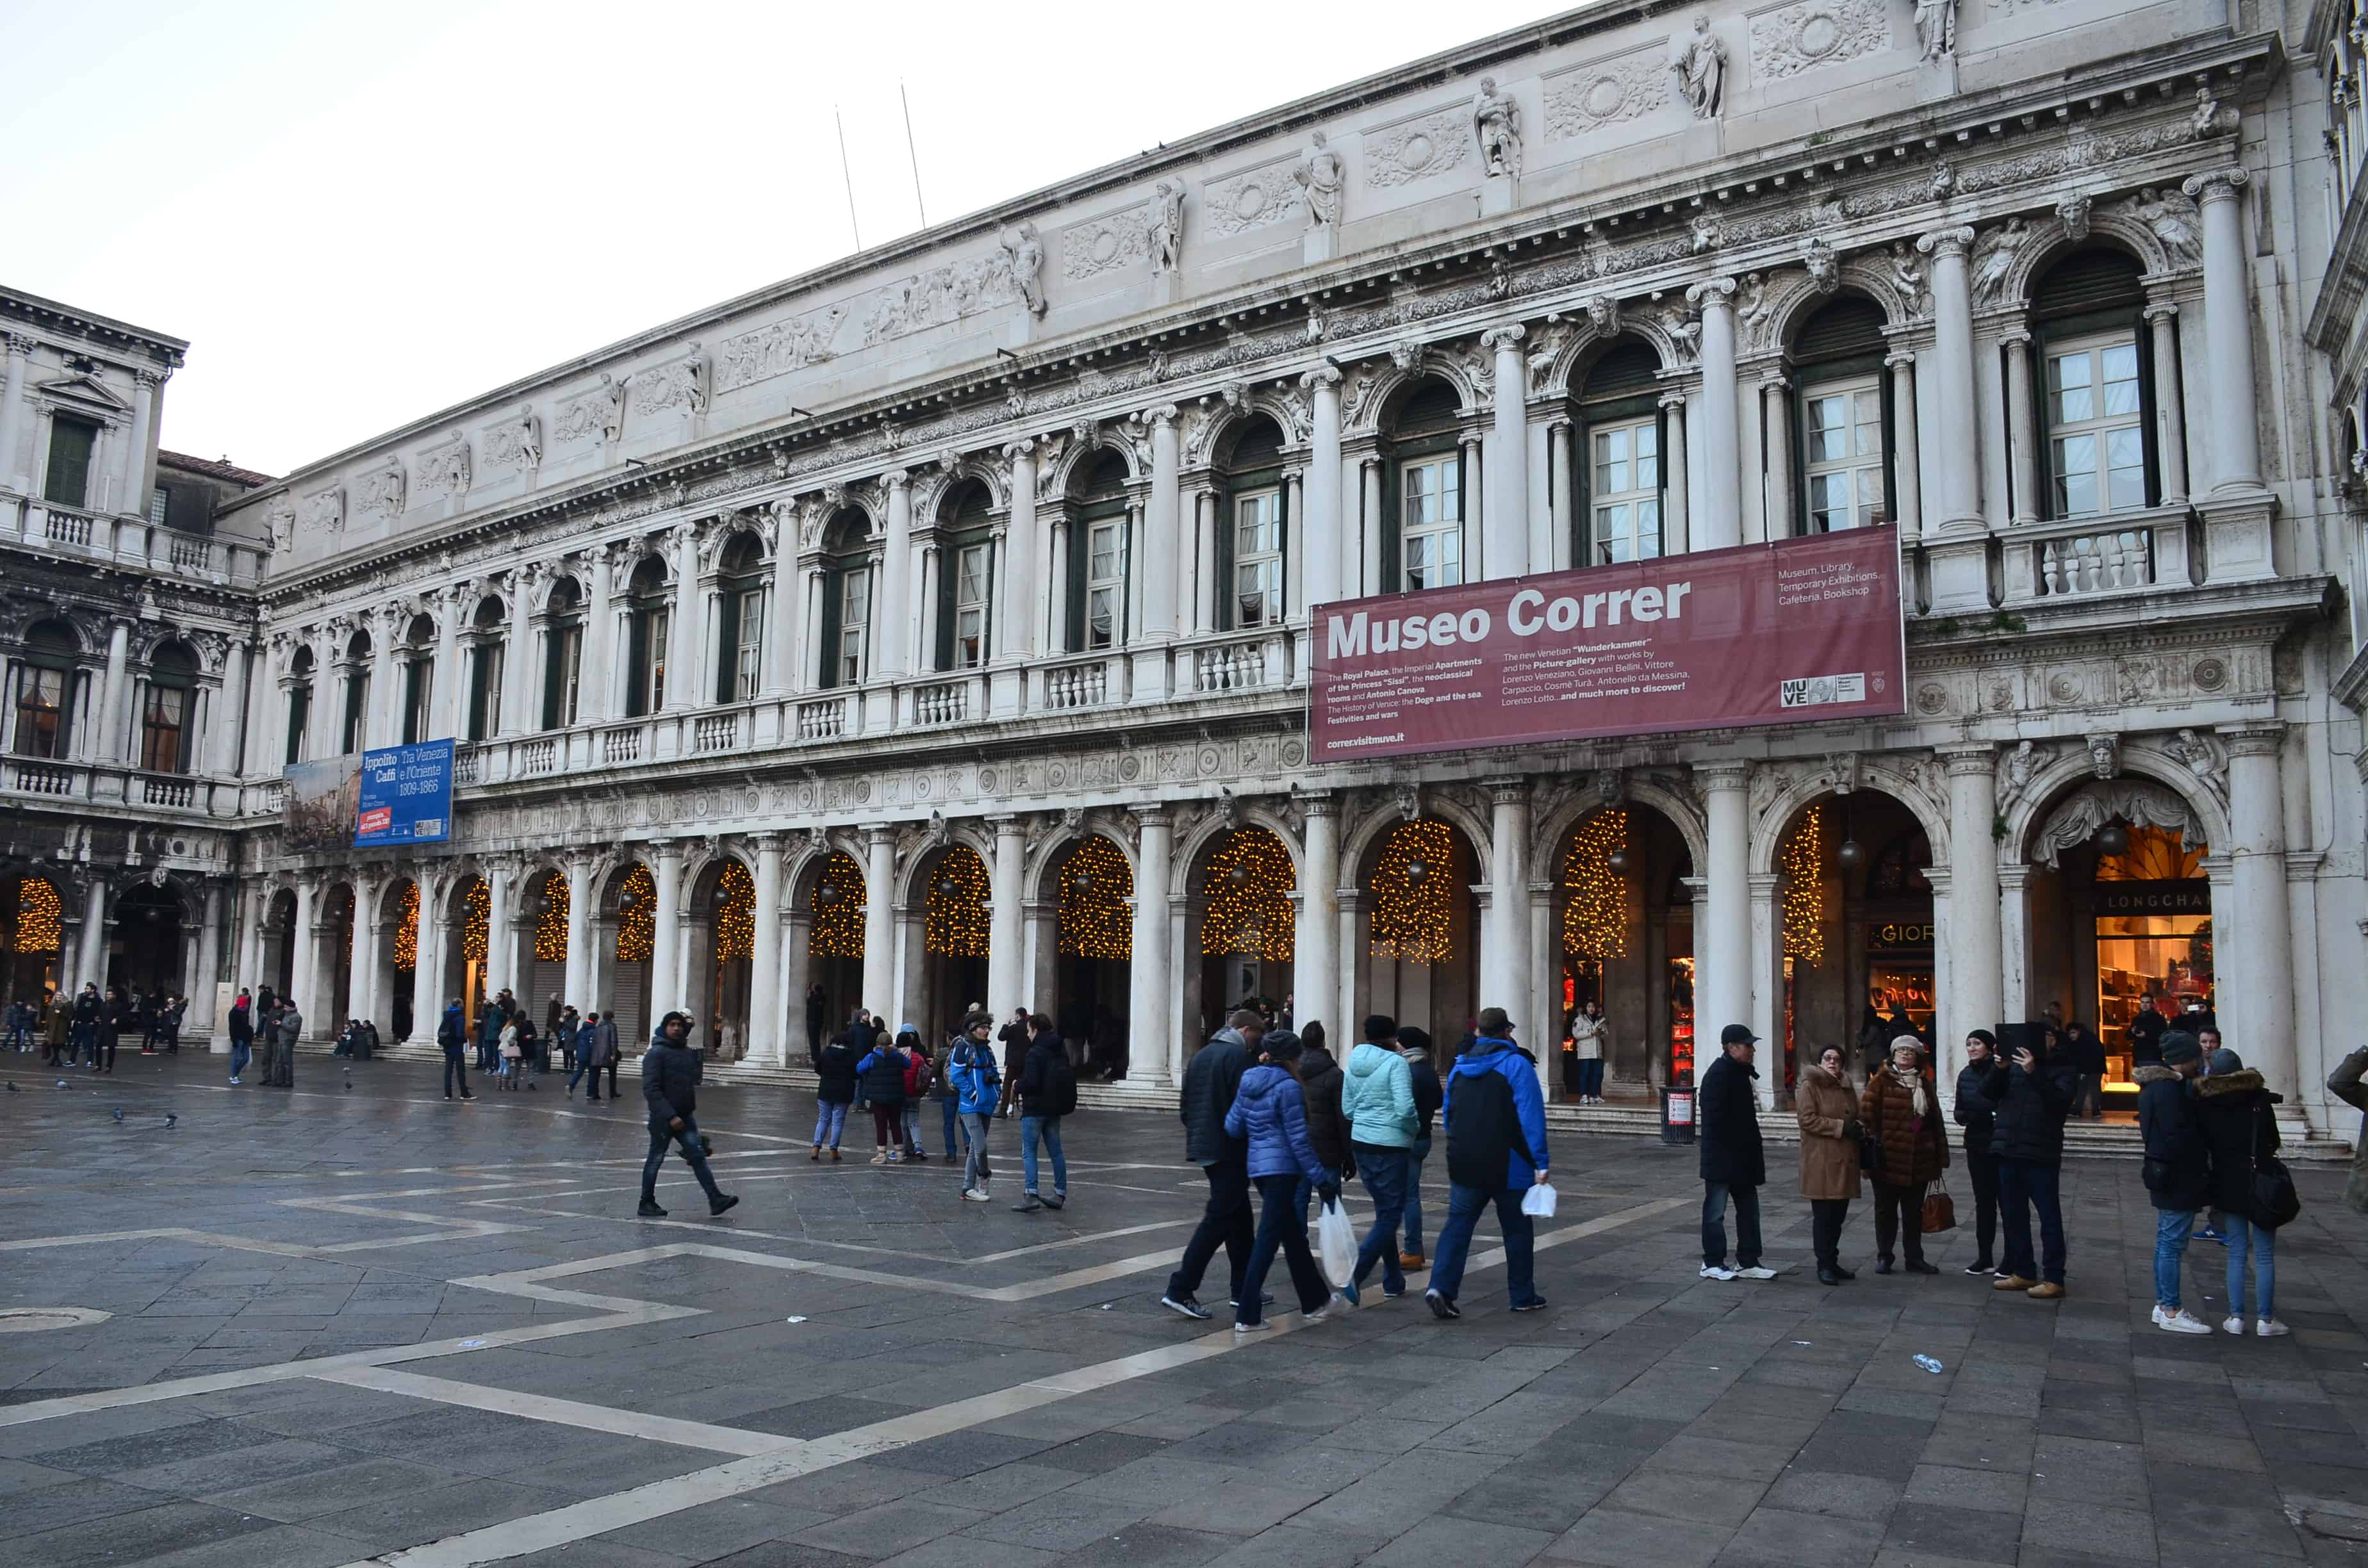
left=4, top=0, right=1555, bottom=477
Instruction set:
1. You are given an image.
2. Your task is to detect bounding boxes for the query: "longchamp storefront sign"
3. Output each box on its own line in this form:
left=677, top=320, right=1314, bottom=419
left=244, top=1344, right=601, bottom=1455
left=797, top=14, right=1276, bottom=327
left=2094, top=880, right=2211, bottom=915
left=1311, top=528, right=1907, bottom=762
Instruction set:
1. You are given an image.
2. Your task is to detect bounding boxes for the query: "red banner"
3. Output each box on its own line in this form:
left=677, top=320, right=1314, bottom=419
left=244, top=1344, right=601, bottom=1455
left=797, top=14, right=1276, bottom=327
left=1311, top=529, right=1906, bottom=762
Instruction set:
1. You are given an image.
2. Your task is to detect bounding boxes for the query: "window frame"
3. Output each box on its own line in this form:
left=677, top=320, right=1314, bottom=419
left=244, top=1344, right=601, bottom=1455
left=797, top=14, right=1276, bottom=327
left=1397, top=451, right=1466, bottom=591
left=140, top=682, right=190, bottom=774
left=400, top=658, right=431, bottom=746
left=1584, top=414, right=1665, bottom=565
left=2041, top=328, right=2151, bottom=522
left=545, top=621, right=584, bottom=730
left=941, top=537, right=994, bottom=670
left=1797, top=372, right=1892, bottom=535
left=1230, top=486, right=1285, bottom=630
left=284, top=680, right=311, bottom=765
left=43, top=415, right=99, bottom=510
left=466, top=641, right=503, bottom=744
left=11, top=660, right=71, bottom=760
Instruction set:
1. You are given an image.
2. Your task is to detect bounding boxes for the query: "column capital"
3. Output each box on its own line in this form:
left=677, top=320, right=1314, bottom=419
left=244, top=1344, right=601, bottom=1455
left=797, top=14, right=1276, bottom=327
left=1001, top=436, right=1035, bottom=461
left=1694, top=760, right=1752, bottom=790
left=3, top=331, right=35, bottom=358
left=133, top=367, right=165, bottom=391
left=880, top=468, right=911, bottom=491
left=2181, top=166, right=2249, bottom=204
left=1479, top=323, right=1527, bottom=352
left=1756, top=369, right=1791, bottom=391
left=1658, top=388, right=1688, bottom=410
left=1915, top=225, right=1975, bottom=259
left=646, top=837, right=686, bottom=862
left=1139, top=403, right=1180, bottom=429
left=1481, top=774, right=1529, bottom=805
left=1936, top=742, right=1996, bottom=775
left=1299, top=363, right=1344, bottom=391
left=1296, top=788, right=1336, bottom=817
left=747, top=831, right=785, bottom=853
left=1686, top=276, right=1738, bottom=308
left=1996, top=327, right=2033, bottom=350
left=860, top=821, right=894, bottom=845
left=2142, top=300, right=2181, bottom=323
left=2216, top=720, right=2283, bottom=756
left=1128, top=802, right=1171, bottom=829
left=987, top=813, right=1026, bottom=836
left=1884, top=348, right=1916, bottom=369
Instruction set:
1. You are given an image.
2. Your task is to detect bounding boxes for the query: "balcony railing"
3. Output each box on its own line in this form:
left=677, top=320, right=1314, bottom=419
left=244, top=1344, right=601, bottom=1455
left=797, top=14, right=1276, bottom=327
left=7, top=498, right=265, bottom=586
left=452, top=745, right=481, bottom=785
left=910, top=677, right=973, bottom=727
left=1189, top=628, right=1284, bottom=694
left=2002, top=507, right=2192, bottom=606
left=44, top=509, right=92, bottom=548
left=518, top=738, right=559, bottom=776
left=796, top=696, right=847, bottom=740
left=1037, top=650, right=1121, bottom=712
left=692, top=712, right=742, bottom=753
left=601, top=724, right=643, bottom=765
left=8, top=760, right=78, bottom=796
left=140, top=774, right=196, bottom=808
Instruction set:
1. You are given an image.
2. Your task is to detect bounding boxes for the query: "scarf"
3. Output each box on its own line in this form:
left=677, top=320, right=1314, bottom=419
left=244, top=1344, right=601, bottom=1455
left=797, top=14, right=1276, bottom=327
left=1888, top=1060, right=1932, bottom=1121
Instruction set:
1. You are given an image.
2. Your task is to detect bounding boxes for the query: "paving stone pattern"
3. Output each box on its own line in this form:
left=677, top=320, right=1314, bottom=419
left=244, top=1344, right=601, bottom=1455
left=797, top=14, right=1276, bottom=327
left=1, top=1052, right=2364, bottom=1567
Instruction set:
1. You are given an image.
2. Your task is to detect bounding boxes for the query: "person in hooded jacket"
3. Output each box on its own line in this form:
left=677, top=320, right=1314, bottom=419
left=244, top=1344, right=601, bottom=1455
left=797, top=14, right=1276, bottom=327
left=2138, top=1031, right=2212, bottom=1332
left=1222, top=1032, right=1342, bottom=1331
left=1975, top=1024, right=2078, bottom=1299
left=638, top=1012, right=737, bottom=1219
left=1398, top=1027, right=1443, bottom=1270
left=948, top=1011, right=1003, bottom=1200
left=855, top=1030, right=911, bottom=1164
left=2064, top=1020, right=2108, bottom=1120
left=1014, top=1013, right=1076, bottom=1212
left=1953, top=1031, right=2002, bottom=1275
left=1340, top=1015, right=1417, bottom=1303
left=1160, top=1009, right=1264, bottom=1321
left=438, top=997, right=474, bottom=1100
left=1424, top=1008, right=1550, bottom=1320
left=1297, top=1022, right=1353, bottom=1200
left=812, top=1024, right=861, bottom=1159
left=2196, top=1047, right=2288, bottom=1336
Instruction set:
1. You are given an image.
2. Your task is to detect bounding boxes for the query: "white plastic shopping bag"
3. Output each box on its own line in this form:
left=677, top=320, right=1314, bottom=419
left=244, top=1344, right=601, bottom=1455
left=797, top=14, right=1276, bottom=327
left=1317, top=1198, right=1356, bottom=1287
left=1521, top=1182, right=1558, bottom=1218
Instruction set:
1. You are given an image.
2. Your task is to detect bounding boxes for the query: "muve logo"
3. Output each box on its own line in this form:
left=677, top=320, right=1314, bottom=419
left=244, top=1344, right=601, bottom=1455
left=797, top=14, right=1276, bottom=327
left=1779, top=673, right=1865, bottom=709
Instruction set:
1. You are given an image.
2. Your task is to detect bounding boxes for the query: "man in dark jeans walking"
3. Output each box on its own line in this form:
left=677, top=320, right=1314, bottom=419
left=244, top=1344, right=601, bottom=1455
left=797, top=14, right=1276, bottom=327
left=638, top=1012, right=738, bottom=1219
left=1159, top=1009, right=1265, bottom=1320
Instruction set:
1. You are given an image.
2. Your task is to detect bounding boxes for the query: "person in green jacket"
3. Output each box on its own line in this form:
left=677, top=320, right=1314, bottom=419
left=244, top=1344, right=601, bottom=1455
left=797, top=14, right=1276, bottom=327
left=1339, top=1014, right=1420, bottom=1303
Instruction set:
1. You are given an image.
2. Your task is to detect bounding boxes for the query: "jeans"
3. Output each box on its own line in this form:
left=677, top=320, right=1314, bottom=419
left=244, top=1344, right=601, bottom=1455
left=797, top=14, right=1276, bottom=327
left=641, top=1115, right=724, bottom=1205
left=70, top=1021, right=93, bottom=1064
left=229, top=1039, right=251, bottom=1079
left=1872, top=1180, right=1927, bottom=1264
left=2226, top=1215, right=2276, bottom=1319
left=1166, top=1159, right=1254, bottom=1305
left=1577, top=1058, right=1605, bottom=1098
left=1963, top=1145, right=2000, bottom=1264
left=1021, top=1115, right=1065, bottom=1196
left=1811, top=1197, right=1851, bottom=1270
left=1238, top=1172, right=1330, bottom=1325
left=1426, top=1182, right=1538, bottom=1307
left=443, top=1047, right=469, bottom=1097
left=1402, top=1136, right=1430, bottom=1255
left=812, top=1101, right=849, bottom=1148
left=567, top=1059, right=592, bottom=1094
left=941, top=1097, right=963, bottom=1157
left=2154, top=1207, right=2196, bottom=1309
left=1998, top=1160, right=2066, bottom=1284
left=1349, top=1147, right=1410, bottom=1294
left=1702, top=1181, right=1763, bottom=1269
left=902, top=1102, right=924, bottom=1154
left=962, top=1112, right=993, bottom=1191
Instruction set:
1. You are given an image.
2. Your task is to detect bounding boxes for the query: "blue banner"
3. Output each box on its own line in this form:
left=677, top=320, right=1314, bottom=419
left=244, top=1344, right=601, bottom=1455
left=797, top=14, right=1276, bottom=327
left=356, top=739, right=454, bottom=846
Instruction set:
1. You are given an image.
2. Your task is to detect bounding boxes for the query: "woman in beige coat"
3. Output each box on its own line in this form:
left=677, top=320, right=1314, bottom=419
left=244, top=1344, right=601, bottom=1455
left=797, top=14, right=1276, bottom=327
left=1797, top=1044, right=1864, bottom=1286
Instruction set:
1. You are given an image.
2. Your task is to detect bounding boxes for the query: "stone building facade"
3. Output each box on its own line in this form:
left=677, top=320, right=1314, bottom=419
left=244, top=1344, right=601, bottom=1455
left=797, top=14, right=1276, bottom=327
left=94, top=0, right=2368, bottom=1134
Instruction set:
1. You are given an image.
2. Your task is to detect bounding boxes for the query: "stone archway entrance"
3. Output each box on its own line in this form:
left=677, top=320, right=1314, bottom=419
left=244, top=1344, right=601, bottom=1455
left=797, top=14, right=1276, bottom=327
left=1051, top=837, right=1132, bottom=1079
left=1550, top=804, right=1695, bottom=1099
left=915, top=845, right=991, bottom=1043
left=1, top=875, right=65, bottom=1005
left=1190, top=826, right=1295, bottom=1046
left=1352, top=818, right=1479, bottom=1049
left=789, top=851, right=866, bottom=1058
left=111, top=881, right=185, bottom=1000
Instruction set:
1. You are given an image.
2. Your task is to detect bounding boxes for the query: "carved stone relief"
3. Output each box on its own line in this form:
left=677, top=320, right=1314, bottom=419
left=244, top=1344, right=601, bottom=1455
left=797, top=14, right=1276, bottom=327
left=862, top=246, right=1034, bottom=343
left=1205, top=159, right=1306, bottom=238
left=715, top=307, right=844, bottom=394
left=356, top=462, right=405, bottom=521
left=1062, top=207, right=1152, bottom=281
left=300, top=486, right=345, bottom=535
left=1363, top=106, right=1474, bottom=188
left=418, top=437, right=471, bottom=500
left=632, top=348, right=707, bottom=418
left=1545, top=47, right=1671, bottom=138
left=1749, top=0, right=1891, bottom=80
left=554, top=377, right=621, bottom=445
left=482, top=406, right=539, bottom=470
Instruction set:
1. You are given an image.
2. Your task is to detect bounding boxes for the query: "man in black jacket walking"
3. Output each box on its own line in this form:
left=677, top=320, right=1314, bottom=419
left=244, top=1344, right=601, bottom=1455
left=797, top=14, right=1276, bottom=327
left=638, top=1012, right=739, bottom=1219
left=1159, top=1009, right=1265, bottom=1319
left=2139, top=1031, right=2212, bottom=1332
left=1976, top=1025, right=2077, bottom=1298
left=1698, top=1024, right=1776, bottom=1280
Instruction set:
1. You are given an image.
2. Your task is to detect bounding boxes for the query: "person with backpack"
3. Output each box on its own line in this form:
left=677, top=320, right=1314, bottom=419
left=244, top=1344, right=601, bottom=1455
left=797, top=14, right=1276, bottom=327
left=1222, top=1031, right=1341, bottom=1331
left=855, top=1029, right=911, bottom=1164
left=948, top=1011, right=1002, bottom=1200
left=932, top=1027, right=966, bottom=1160
left=1424, top=1007, right=1550, bottom=1321
left=1014, top=1012, right=1076, bottom=1212
left=2196, top=1047, right=2291, bottom=1336
left=1338, top=1014, right=1417, bottom=1303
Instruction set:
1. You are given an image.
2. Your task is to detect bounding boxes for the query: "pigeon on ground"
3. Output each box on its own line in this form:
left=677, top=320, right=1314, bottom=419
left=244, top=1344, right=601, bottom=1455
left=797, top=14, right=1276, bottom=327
left=164, top=1113, right=177, bottom=1128
left=6, top=1082, right=17, bottom=1091
left=111, top=1107, right=124, bottom=1122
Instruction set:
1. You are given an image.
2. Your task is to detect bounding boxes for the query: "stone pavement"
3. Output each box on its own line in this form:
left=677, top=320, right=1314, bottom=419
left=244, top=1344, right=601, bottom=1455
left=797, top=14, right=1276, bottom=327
left=1, top=1051, right=2363, bottom=1568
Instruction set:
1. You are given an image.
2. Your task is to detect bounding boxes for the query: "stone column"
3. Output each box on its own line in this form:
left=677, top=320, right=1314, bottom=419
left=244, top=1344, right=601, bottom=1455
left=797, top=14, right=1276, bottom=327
left=351, top=870, right=383, bottom=1033
left=2001, top=331, right=2039, bottom=527
left=861, top=825, right=895, bottom=1015
left=876, top=473, right=912, bottom=680
left=1886, top=352, right=1923, bottom=541
left=1302, top=367, right=1343, bottom=607
left=1360, top=457, right=1384, bottom=594
left=212, top=641, right=249, bottom=776
left=2183, top=169, right=2259, bottom=494
left=1190, top=491, right=1217, bottom=634
left=582, top=544, right=617, bottom=722
left=483, top=856, right=516, bottom=1006
left=1940, top=746, right=2002, bottom=1055
left=1689, top=279, right=1740, bottom=550
left=412, top=876, right=445, bottom=1038
left=192, top=879, right=224, bottom=1040
left=291, top=875, right=317, bottom=1017
left=1699, top=764, right=1752, bottom=1051
left=640, top=842, right=680, bottom=1021
left=988, top=815, right=1026, bottom=1018
left=97, top=617, right=131, bottom=764
left=1483, top=778, right=1539, bottom=1093
left=0, top=333, right=31, bottom=493
left=1128, top=805, right=1175, bottom=1084
left=782, top=911, right=813, bottom=1062
left=77, top=876, right=111, bottom=989
left=1659, top=393, right=1690, bottom=555
left=496, top=566, right=534, bottom=736
left=1547, top=421, right=1574, bottom=567
left=748, top=833, right=785, bottom=1065
left=238, top=883, right=265, bottom=993
left=2142, top=304, right=2189, bottom=506
left=1294, top=795, right=1339, bottom=1040
left=366, top=610, right=399, bottom=749
left=1002, top=441, right=1038, bottom=661
left=118, top=370, right=158, bottom=518
left=1748, top=871, right=1782, bottom=1107
left=2223, top=723, right=2296, bottom=1096
left=562, top=854, right=594, bottom=1011
left=1761, top=375, right=1794, bottom=539
left=1044, top=521, right=1071, bottom=651
left=1481, top=327, right=1529, bottom=578
left=432, top=586, right=465, bottom=740
left=1997, top=862, right=2032, bottom=1032
left=1917, top=226, right=1986, bottom=608
left=762, top=510, right=800, bottom=699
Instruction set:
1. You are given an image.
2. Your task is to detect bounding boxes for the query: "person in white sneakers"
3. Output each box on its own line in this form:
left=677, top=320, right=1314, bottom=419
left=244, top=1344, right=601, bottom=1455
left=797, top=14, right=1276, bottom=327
left=2196, top=1047, right=2290, bottom=1337
left=947, top=1011, right=1001, bottom=1202
left=2139, top=1032, right=2214, bottom=1333
left=1698, top=1024, right=1779, bottom=1282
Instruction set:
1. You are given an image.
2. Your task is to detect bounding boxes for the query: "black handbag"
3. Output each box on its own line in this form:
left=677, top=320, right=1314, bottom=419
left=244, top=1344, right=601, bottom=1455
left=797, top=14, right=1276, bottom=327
left=2249, top=1111, right=2301, bottom=1229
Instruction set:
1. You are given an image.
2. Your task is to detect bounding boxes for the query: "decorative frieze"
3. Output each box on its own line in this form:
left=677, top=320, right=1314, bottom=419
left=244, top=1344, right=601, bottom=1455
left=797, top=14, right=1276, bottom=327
left=1061, top=206, right=1153, bottom=281
left=355, top=462, right=405, bottom=521
left=1545, top=47, right=1671, bottom=138
left=630, top=348, right=707, bottom=419
left=860, top=247, right=1034, bottom=345
left=1363, top=104, right=1473, bottom=188
left=300, top=485, right=344, bottom=535
left=554, top=377, right=622, bottom=445
left=1204, top=158, right=1306, bottom=239
left=418, top=437, right=471, bottom=500
left=481, top=405, right=539, bottom=471
left=1748, top=0, right=1890, bottom=81
left=716, top=308, right=844, bottom=393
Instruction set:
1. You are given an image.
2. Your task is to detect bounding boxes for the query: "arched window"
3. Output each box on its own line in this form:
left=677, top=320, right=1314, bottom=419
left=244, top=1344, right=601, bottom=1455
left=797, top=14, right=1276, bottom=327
left=542, top=576, right=584, bottom=729
left=1219, top=418, right=1287, bottom=630
left=624, top=557, right=669, bottom=717
left=1385, top=379, right=1465, bottom=589
left=284, top=646, right=314, bottom=764
left=713, top=534, right=766, bottom=702
left=142, top=641, right=198, bottom=774
left=2032, top=249, right=2157, bottom=519
left=1572, top=345, right=1663, bottom=565
left=11, top=619, right=78, bottom=759
left=818, top=509, right=872, bottom=687
left=935, top=484, right=994, bottom=671
left=1065, top=454, right=1130, bottom=653
left=465, top=596, right=506, bottom=742
left=1791, top=297, right=1893, bottom=534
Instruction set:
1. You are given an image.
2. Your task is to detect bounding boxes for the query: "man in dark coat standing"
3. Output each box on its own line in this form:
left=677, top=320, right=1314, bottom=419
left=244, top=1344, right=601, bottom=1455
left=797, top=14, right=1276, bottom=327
left=2139, top=1031, right=2212, bottom=1332
left=1698, top=1024, right=1775, bottom=1280
left=1159, top=1009, right=1264, bottom=1319
left=1975, top=1024, right=2078, bottom=1298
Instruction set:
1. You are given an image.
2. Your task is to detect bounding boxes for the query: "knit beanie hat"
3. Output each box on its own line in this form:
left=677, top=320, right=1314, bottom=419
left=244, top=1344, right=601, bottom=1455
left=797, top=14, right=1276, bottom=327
left=2160, top=1031, right=2202, bottom=1066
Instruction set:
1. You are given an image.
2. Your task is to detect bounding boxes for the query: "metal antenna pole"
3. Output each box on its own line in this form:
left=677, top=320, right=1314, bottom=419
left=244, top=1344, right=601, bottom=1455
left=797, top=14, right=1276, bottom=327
left=900, top=81, right=928, bottom=229
left=835, top=107, right=862, bottom=251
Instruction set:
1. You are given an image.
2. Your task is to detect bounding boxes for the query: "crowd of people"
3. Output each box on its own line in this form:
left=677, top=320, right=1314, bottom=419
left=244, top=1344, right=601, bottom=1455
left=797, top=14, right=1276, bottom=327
left=11, top=984, right=191, bottom=1072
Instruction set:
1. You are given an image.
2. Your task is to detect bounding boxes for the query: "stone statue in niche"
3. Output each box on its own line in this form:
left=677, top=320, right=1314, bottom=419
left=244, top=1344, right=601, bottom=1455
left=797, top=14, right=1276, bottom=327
left=1147, top=182, right=1185, bottom=275
left=1471, top=78, right=1522, bottom=179
left=1689, top=211, right=1721, bottom=253
left=1668, top=14, right=1725, bottom=120
left=1296, top=131, right=1345, bottom=227
left=1890, top=241, right=1927, bottom=316
left=1659, top=298, right=1701, bottom=363
left=1001, top=224, right=1046, bottom=316
left=1915, top=0, right=1957, bottom=60
left=1969, top=217, right=2028, bottom=307
left=2125, top=187, right=2203, bottom=267
left=2190, top=87, right=2236, bottom=138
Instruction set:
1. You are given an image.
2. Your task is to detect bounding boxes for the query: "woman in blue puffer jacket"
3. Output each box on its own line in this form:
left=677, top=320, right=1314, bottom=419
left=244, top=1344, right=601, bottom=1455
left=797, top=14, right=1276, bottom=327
left=1222, top=1031, right=1342, bottom=1330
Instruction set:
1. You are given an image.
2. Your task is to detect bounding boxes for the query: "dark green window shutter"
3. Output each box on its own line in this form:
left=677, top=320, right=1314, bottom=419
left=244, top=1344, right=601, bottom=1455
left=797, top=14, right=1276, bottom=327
left=542, top=632, right=564, bottom=730
left=1213, top=493, right=1237, bottom=633
left=714, top=594, right=740, bottom=704
left=624, top=612, right=649, bottom=717
left=818, top=570, right=843, bottom=690
left=1065, top=521, right=1087, bottom=654
left=935, top=548, right=957, bottom=671
left=44, top=418, right=97, bottom=509
left=1379, top=463, right=1402, bottom=592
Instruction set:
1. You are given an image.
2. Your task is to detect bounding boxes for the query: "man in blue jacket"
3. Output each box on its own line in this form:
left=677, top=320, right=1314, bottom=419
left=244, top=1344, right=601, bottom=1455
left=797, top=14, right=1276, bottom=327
left=1424, top=1008, right=1550, bottom=1320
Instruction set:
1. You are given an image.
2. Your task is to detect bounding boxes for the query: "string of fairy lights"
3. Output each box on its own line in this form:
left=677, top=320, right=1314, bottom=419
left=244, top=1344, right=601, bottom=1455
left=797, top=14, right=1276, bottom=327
left=393, top=882, right=419, bottom=972
left=1561, top=808, right=1630, bottom=961
left=714, top=860, right=755, bottom=963
left=1056, top=837, right=1133, bottom=960
left=1780, top=803, right=1825, bottom=966
left=533, top=873, right=570, bottom=962
left=15, top=877, right=61, bottom=954
left=1200, top=826, right=1295, bottom=960
left=614, top=865, right=654, bottom=963
left=460, top=878, right=490, bottom=963
left=925, top=846, right=991, bottom=958
left=809, top=852, right=865, bottom=958
left=1369, top=820, right=1452, bottom=965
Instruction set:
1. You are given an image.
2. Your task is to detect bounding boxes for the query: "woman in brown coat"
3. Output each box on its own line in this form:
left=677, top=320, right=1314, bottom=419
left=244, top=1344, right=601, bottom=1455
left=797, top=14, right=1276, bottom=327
left=1797, top=1045, right=1862, bottom=1285
left=1862, top=1037, right=1949, bottom=1274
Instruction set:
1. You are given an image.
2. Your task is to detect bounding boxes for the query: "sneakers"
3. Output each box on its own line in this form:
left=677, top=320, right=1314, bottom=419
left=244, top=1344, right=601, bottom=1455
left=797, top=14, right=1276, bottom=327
left=2257, top=1317, right=2291, bottom=1337
left=1993, top=1274, right=2037, bottom=1291
left=2196, top=1226, right=2227, bottom=1245
left=2221, top=1315, right=2247, bottom=1335
left=1160, top=1294, right=1212, bottom=1321
left=1734, top=1266, right=1779, bottom=1281
left=1044, top=1194, right=1065, bottom=1209
left=229, top=1076, right=241, bottom=1085
left=1511, top=1297, right=1548, bottom=1312
left=1233, top=1319, right=1273, bottom=1334
left=637, top=1199, right=668, bottom=1218
left=870, top=1150, right=888, bottom=1166
left=1012, top=1195, right=1044, bottom=1213
left=709, top=1194, right=739, bottom=1217
left=1228, top=1293, right=1275, bottom=1309
left=1301, top=1301, right=1340, bottom=1324
left=1700, top=1264, right=1738, bottom=1281
left=960, top=1187, right=991, bottom=1202
left=1399, top=1250, right=1426, bottom=1270
left=1963, top=1260, right=1994, bottom=1276
left=1336, top=1281, right=1360, bottom=1307
left=1424, top=1290, right=1460, bottom=1321
left=2153, top=1304, right=2212, bottom=1334
left=2025, top=1282, right=2064, bottom=1300
left=1905, top=1260, right=1940, bottom=1275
